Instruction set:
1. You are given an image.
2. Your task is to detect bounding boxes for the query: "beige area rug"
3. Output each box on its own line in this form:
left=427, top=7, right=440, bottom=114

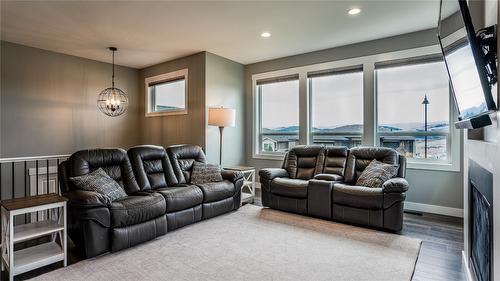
left=31, top=205, right=421, bottom=281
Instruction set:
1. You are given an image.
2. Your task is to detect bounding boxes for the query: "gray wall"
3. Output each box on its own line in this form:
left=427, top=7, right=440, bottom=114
left=138, top=52, right=207, bottom=149
left=0, top=41, right=142, bottom=158
left=244, top=28, right=464, bottom=210
left=205, top=52, right=245, bottom=166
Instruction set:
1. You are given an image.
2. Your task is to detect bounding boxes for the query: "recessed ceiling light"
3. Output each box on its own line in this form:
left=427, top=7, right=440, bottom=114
left=348, top=8, right=361, bottom=15
left=261, top=32, right=271, bottom=38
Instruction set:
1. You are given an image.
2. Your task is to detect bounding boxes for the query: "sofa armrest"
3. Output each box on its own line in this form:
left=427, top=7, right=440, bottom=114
left=221, top=170, right=244, bottom=183
left=313, top=173, right=343, bottom=182
left=259, top=168, right=289, bottom=181
left=382, top=178, right=409, bottom=193
left=64, top=190, right=111, bottom=208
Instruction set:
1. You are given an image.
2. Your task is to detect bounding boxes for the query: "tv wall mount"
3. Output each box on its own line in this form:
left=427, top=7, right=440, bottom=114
left=476, top=24, right=497, bottom=87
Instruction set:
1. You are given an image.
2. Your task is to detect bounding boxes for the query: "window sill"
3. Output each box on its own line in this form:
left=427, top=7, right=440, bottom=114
left=406, top=161, right=460, bottom=172
left=145, top=110, right=188, bottom=117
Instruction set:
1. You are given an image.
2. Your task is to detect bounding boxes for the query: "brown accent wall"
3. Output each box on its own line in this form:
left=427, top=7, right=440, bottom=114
left=138, top=52, right=207, bottom=149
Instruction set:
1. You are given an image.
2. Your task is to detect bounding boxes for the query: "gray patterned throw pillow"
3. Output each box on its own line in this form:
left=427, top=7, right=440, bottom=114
left=190, top=162, right=223, bottom=184
left=356, top=160, right=399, bottom=188
left=70, top=168, right=127, bottom=202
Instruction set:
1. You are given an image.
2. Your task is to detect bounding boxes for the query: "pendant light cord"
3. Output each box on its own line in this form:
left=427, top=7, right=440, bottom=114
left=112, top=49, right=115, bottom=88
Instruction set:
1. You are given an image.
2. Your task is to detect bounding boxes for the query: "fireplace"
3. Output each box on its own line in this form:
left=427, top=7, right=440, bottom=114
left=469, top=160, right=493, bottom=281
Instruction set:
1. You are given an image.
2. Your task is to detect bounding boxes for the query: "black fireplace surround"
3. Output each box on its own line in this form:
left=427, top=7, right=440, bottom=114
left=469, top=160, right=493, bottom=281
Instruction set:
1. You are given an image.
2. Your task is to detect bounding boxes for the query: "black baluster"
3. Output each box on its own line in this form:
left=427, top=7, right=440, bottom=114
left=25, top=161, right=28, bottom=223
left=36, top=160, right=39, bottom=221
left=11, top=162, right=15, bottom=199
left=46, top=159, right=49, bottom=194
left=0, top=162, right=2, bottom=201
left=46, top=159, right=49, bottom=220
left=56, top=158, right=60, bottom=195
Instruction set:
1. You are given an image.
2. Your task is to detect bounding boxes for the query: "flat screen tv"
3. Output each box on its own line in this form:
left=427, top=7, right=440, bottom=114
left=438, top=0, right=497, bottom=129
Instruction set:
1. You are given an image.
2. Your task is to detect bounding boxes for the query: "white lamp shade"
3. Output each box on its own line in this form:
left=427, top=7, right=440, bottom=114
left=208, top=107, right=236, bottom=127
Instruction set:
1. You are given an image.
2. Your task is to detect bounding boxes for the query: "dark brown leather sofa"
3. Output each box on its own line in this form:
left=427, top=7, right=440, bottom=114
left=259, top=145, right=408, bottom=232
left=59, top=145, right=243, bottom=258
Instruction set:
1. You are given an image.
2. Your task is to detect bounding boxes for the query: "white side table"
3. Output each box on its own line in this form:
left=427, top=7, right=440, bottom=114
left=1, top=193, right=67, bottom=281
left=224, top=166, right=255, bottom=205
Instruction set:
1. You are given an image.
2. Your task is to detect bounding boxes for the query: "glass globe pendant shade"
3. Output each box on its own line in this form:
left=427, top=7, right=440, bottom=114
left=97, top=87, right=128, bottom=117
left=97, top=47, right=128, bottom=117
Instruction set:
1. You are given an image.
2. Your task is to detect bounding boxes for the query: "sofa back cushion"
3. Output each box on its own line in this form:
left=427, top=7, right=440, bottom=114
left=285, top=145, right=325, bottom=180
left=322, top=147, right=348, bottom=176
left=344, top=146, right=400, bottom=183
left=68, top=148, right=139, bottom=194
left=167, top=145, right=207, bottom=184
left=128, top=145, right=178, bottom=191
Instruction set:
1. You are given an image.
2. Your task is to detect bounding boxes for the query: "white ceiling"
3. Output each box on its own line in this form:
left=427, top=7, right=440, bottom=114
left=1, top=1, right=442, bottom=69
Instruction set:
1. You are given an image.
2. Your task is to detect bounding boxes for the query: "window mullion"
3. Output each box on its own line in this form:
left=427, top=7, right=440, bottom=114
left=299, top=72, right=309, bottom=145
left=151, top=87, right=156, bottom=112
left=363, top=63, right=376, bottom=146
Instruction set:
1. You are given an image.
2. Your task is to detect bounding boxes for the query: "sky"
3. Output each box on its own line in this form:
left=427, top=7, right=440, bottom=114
left=153, top=79, right=185, bottom=108
left=377, top=61, right=449, bottom=126
left=261, top=80, right=300, bottom=128
left=260, top=61, right=450, bottom=129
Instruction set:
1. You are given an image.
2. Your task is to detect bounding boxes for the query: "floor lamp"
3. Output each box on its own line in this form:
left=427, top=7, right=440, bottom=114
left=208, top=107, right=236, bottom=165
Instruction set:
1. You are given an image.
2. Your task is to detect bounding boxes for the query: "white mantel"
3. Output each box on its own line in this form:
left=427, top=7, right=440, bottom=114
left=464, top=138, right=499, bottom=280
left=462, top=1, right=500, bottom=280
left=464, top=122, right=500, bottom=280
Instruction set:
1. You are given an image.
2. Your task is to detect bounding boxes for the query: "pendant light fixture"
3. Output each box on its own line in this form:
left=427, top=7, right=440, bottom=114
left=97, top=47, right=128, bottom=117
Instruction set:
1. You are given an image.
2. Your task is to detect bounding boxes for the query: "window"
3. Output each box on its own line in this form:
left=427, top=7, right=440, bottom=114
left=309, top=69, right=363, bottom=148
left=376, top=60, right=450, bottom=161
left=145, top=69, right=188, bottom=116
left=257, top=77, right=299, bottom=154
left=252, top=46, right=460, bottom=171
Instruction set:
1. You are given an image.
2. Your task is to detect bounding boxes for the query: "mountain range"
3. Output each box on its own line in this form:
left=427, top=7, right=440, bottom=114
left=263, top=122, right=449, bottom=133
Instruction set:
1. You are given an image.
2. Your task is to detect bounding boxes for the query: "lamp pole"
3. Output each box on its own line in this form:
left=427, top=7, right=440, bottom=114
left=422, top=95, right=430, bottom=159
left=218, top=126, right=224, bottom=165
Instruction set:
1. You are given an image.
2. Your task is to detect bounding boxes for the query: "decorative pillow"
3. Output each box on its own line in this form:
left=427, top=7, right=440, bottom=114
left=356, top=160, right=399, bottom=188
left=70, top=168, right=127, bottom=202
left=190, top=162, right=223, bottom=184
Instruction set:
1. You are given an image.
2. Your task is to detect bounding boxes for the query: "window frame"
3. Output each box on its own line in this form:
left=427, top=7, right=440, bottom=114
left=254, top=77, right=300, bottom=159
left=307, top=67, right=364, bottom=148
left=144, top=68, right=188, bottom=117
left=374, top=60, right=460, bottom=171
left=252, top=45, right=461, bottom=172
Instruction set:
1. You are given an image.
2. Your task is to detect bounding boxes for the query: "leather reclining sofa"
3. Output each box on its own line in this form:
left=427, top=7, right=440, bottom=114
left=59, top=144, right=243, bottom=258
left=259, top=145, right=408, bottom=232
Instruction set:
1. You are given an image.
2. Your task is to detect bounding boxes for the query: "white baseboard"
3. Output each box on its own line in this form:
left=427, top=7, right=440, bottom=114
left=405, top=201, right=463, bottom=218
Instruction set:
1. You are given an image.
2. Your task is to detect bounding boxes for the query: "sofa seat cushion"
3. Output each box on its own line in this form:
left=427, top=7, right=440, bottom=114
left=110, top=193, right=166, bottom=228
left=196, top=180, right=235, bottom=203
left=332, top=183, right=383, bottom=209
left=270, top=178, right=308, bottom=198
left=156, top=185, right=203, bottom=213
